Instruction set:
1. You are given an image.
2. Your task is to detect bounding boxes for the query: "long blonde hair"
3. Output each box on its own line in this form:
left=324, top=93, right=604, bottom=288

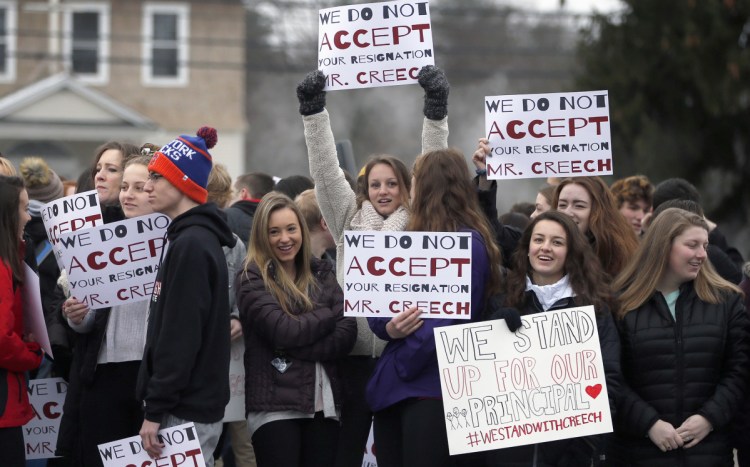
left=243, top=192, right=317, bottom=315
left=613, top=207, right=741, bottom=319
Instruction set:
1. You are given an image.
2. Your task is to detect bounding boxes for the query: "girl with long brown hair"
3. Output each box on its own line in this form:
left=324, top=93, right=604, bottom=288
left=610, top=208, right=748, bottom=466
left=484, top=211, right=621, bottom=466
left=553, top=176, right=639, bottom=279
left=0, top=175, right=43, bottom=466
left=366, top=148, right=501, bottom=467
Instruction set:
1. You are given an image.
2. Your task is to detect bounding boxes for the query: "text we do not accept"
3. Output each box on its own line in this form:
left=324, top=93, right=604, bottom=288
left=343, top=231, right=473, bottom=319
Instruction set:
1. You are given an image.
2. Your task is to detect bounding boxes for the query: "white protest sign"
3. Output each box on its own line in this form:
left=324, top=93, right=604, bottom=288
left=362, top=422, right=377, bottom=467
left=318, top=0, right=434, bottom=90
left=222, top=338, right=246, bottom=423
left=40, top=190, right=103, bottom=268
left=484, top=91, right=612, bottom=179
left=343, top=231, right=472, bottom=319
left=434, top=306, right=612, bottom=455
left=22, top=264, right=53, bottom=357
left=57, top=213, right=169, bottom=310
left=98, top=423, right=206, bottom=467
left=23, top=377, right=67, bottom=459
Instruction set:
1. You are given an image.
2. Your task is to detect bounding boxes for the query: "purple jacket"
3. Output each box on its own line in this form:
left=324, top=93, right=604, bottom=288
left=365, top=230, right=491, bottom=412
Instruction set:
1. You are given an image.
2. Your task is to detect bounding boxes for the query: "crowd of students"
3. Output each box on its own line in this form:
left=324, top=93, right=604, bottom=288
left=0, top=64, right=749, bottom=467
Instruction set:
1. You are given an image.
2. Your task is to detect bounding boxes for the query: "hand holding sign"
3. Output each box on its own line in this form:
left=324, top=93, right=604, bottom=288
left=472, top=138, right=490, bottom=172
left=140, top=420, right=165, bottom=459
left=62, top=297, right=90, bottom=326
left=297, top=70, right=327, bottom=116
left=418, top=65, right=449, bottom=120
left=386, top=305, right=424, bottom=338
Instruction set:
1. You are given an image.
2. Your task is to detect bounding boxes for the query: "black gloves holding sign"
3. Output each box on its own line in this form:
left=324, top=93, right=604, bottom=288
left=296, top=65, right=449, bottom=120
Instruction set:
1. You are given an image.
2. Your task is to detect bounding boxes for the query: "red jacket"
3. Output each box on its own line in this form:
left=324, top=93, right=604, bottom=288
left=0, top=258, right=43, bottom=428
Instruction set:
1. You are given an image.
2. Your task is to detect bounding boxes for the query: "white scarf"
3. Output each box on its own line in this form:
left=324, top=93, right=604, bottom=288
left=525, top=275, right=575, bottom=311
left=349, top=201, right=409, bottom=232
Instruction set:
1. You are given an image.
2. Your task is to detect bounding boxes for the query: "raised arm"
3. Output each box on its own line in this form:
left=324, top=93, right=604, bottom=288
left=418, top=65, right=450, bottom=153
left=298, top=71, right=358, bottom=242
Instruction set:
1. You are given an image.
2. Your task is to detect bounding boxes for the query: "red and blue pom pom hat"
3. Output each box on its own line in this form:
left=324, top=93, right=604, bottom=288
left=148, top=126, right=218, bottom=204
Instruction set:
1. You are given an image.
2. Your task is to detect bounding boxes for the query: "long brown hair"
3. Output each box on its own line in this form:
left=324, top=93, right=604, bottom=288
left=357, top=155, right=411, bottom=210
left=242, top=192, right=317, bottom=316
left=613, top=208, right=742, bottom=319
left=408, top=148, right=502, bottom=297
left=553, top=177, right=638, bottom=279
left=0, top=176, right=26, bottom=287
left=505, top=211, right=611, bottom=313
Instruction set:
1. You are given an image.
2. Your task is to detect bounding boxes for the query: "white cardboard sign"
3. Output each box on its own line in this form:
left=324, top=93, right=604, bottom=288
left=56, top=213, right=169, bottom=310
left=23, top=378, right=67, bottom=460
left=318, top=0, right=434, bottom=90
left=434, top=306, right=613, bottom=455
left=40, top=190, right=103, bottom=269
left=98, top=423, right=206, bottom=467
left=484, top=91, right=613, bottom=179
left=343, top=231, right=472, bottom=319
left=222, top=338, right=246, bottom=423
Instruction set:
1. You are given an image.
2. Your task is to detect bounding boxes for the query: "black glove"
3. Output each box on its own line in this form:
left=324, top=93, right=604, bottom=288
left=418, top=65, right=450, bottom=120
left=484, top=295, right=523, bottom=332
left=296, top=70, right=327, bottom=116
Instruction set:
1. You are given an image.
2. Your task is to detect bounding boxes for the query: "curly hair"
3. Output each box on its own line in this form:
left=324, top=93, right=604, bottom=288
left=610, top=174, right=654, bottom=208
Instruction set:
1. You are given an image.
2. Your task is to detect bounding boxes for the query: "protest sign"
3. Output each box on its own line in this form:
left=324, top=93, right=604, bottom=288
left=98, top=423, right=206, bottom=467
left=40, top=190, right=103, bottom=268
left=318, top=0, right=434, bottom=90
left=22, top=264, right=53, bottom=357
left=434, top=306, right=612, bottom=455
left=362, top=423, right=377, bottom=467
left=222, top=338, right=245, bottom=423
left=57, top=213, right=169, bottom=309
left=23, top=377, right=67, bottom=459
left=343, top=230, right=472, bottom=319
left=484, top=91, right=612, bottom=179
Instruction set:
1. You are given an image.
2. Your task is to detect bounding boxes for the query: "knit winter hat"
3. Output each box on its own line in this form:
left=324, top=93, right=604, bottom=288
left=147, top=127, right=218, bottom=204
left=19, top=157, right=64, bottom=203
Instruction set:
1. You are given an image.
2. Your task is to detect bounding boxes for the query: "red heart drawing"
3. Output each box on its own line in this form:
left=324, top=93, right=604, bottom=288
left=585, top=384, right=602, bottom=399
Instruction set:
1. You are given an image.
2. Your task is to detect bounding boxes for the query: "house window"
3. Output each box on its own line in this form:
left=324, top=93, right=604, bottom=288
left=64, top=3, right=110, bottom=84
left=0, top=1, right=17, bottom=83
left=143, top=3, right=189, bottom=86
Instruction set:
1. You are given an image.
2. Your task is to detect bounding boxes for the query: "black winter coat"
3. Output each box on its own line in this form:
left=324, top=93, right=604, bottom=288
left=484, top=291, right=622, bottom=467
left=610, top=283, right=749, bottom=467
left=236, top=258, right=356, bottom=414
left=136, top=203, right=236, bottom=424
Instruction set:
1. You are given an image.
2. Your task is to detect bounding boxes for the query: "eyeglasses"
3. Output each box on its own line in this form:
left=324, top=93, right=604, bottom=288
left=147, top=172, right=163, bottom=182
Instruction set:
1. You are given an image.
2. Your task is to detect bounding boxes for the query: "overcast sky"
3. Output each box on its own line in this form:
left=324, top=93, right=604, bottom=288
left=515, top=0, right=623, bottom=13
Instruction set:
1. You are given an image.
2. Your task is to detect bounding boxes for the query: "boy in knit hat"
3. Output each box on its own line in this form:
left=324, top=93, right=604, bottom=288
left=136, top=127, right=236, bottom=466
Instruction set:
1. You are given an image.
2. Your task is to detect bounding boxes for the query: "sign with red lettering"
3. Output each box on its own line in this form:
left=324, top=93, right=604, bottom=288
left=318, top=0, right=434, bottom=90
left=98, top=423, right=206, bottom=467
left=484, top=91, right=613, bottom=179
left=434, top=306, right=612, bottom=455
left=23, top=378, right=67, bottom=460
left=343, top=231, right=472, bottom=319
left=40, top=190, right=103, bottom=269
left=222, top=338, right=245, bottom=423
left=56, top=214, right=170, bottom=309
